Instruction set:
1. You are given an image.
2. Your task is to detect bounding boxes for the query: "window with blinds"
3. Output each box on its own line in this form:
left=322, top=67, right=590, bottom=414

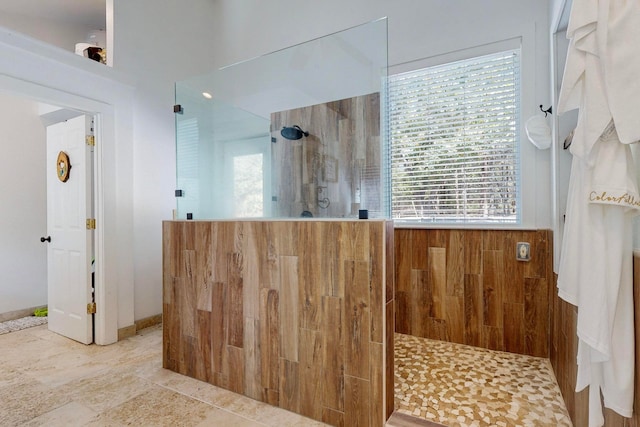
left=389, top=49, right=521, bottom=224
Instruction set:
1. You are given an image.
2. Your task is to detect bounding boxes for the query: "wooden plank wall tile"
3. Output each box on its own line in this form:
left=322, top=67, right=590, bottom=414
left=370, top=343, right=383, bottom=426
left=385, top=300, right=395, bottom=420
left=195, top=309, right=212, bottom=382
left=344, top=260, right=371, bottom=380
left=482, top=249, right=504, bottom=329
left=550, top=254, right=640, bottom=427
left=370, top=224, right=384, bottom=344
left=503, top=302, right=524, bottom=354
left=322, top=408, right=344, bottom=427
left=299, top=328, right=323, bottom=419
left=385, top=221, right=395, bottom=304
left=280, top=358, right=300, bottom=413
left=244, top=318, right=261, bottom=400
left=227, top=252, right=244, bottom=348
left=260, top=288, right=279, bottom=401
left=280, top=256, right=299, bottom=362
left=345, top=375, right=371, bottom=427
left=524, top=277, right=548, bottom=357
left=300, top=223, right=321, bottom=331
left=445, top=296, right=464, bottom=344
left=395, top=229, right=412, bottom=335
left=182, top=250, right=197, bottom=338
left=394, top=229, right=553, bottom=358
left=227, top=345, right=245, bottom=394
left=163, top=220, right=393, bottom=427
left=446, top=230, right=464, bottom=297
left=211, top=281, right=227, bottom=379
left=429, top=247, right=447, bottom=319
left=463, top=274, right=483, bottom=347
left=322, top=296, right=344, bottom=413
left=464, top=230, right=483, bottom=274
left=411, top=269, right=429, bottom=336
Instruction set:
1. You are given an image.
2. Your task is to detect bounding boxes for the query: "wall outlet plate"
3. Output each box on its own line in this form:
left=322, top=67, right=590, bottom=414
left=516, top=242, right=531, bottom=261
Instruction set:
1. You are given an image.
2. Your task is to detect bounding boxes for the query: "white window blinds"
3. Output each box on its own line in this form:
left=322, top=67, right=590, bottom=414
left=389, top=49, right=521, bottom=224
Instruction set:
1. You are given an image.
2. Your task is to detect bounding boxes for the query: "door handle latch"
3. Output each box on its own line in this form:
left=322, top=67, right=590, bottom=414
left=40, top=236, right=51, bottom=243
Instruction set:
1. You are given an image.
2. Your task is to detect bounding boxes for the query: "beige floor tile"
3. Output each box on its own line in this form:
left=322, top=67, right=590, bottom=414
left=21, top=349, right=112, bottom=387
left=20, top=401, right=99, bottom=427
left=0, top=364, right=28, bottom=388
left=59, top=368, right=155, bottom=412
left=195, top=408, right=267, bottom=426
left=0, top=330, right=71, bottom=367
left=97, top=385, right=215, bottom=426
left=0, top=377, right=71, bottom=426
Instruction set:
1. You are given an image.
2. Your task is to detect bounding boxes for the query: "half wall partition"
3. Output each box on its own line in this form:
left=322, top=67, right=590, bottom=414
left=166, top=19, right=393, bottom=427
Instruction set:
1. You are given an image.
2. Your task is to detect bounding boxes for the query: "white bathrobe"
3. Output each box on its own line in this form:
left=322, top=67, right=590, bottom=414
left=557, top=0, right=640, bottom=426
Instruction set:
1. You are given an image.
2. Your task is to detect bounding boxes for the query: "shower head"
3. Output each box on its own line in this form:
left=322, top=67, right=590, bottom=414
left=281, top=125, right=309, bottom=140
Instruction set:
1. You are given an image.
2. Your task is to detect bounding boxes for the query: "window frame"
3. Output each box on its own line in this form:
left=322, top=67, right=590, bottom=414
left=387, top=38, right=535, bottom=229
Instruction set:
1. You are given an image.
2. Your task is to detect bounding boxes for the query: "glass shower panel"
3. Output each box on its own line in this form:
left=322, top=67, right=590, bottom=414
left=174, top=94, right=271, bottom=219
left=175, top=18, right=388, bottom=219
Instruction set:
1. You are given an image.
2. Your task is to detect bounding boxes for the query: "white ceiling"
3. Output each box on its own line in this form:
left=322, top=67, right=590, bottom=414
left=0, top=0, right=105, bottom=29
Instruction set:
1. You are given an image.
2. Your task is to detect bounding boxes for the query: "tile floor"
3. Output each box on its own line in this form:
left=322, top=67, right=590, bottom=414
left=0, top=323, right=572, bottom=426
left=0, top=323, right=326, bottom=426
left=394, top=333, right=573, bottom=427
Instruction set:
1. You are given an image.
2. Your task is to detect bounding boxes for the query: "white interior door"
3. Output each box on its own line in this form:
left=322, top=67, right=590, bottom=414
left=45, top=115, right=94, bottom=344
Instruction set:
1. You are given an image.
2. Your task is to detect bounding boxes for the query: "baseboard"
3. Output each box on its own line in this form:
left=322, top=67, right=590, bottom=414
left=117, top=313, right=163, bottom=341
left=117, top=324, right=136, bottom=341
left=0, top=305, right=47, bottom=323
left=135, top=313, right=162, bottom=331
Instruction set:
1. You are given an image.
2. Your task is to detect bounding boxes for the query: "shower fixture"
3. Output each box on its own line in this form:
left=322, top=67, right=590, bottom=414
left=281, top=125, right=309, bottom=140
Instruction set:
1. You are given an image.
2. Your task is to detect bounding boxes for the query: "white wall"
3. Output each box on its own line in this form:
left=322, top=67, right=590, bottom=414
left=112, top=0, right=219, bottom=321
left=0, top=12, right=94, bottom=53
left=0, top=93, right=47, bottom=315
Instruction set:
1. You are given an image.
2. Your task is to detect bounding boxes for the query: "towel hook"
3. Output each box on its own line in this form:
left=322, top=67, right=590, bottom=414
left=539, top=105, right=553, bottom=117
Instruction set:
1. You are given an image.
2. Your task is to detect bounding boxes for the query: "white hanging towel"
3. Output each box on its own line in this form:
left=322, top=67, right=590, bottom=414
left=557, top=0, right=640, bottom=426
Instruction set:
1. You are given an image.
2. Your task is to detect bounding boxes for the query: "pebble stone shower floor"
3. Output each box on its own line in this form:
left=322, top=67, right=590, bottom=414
left=394, top=333, right=573, bottom=426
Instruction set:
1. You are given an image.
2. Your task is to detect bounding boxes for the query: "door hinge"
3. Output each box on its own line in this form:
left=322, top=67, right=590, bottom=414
left=87, top=302, right=96, bottom=314
left=86, top=135, right=95, bottom=146
left=86, top=218, right=96, bottom=229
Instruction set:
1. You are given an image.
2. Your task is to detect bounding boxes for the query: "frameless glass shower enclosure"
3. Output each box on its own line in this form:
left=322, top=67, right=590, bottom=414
left=175, top=18, right=389, bottom=220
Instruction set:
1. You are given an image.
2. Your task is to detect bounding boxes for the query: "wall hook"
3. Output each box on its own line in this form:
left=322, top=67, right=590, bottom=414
left=539, top=105, right=552, bottom=117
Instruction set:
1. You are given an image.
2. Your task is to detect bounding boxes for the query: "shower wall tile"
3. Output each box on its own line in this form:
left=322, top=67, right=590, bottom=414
left=503, top=302, right=524, bottom=354
left=271, top=93, right=380, bottom=219
left=550, top=253, right=640, bottom=427
left=394, top=228, right=552, bottom=358
left=163, top=220, right=394, bottom=427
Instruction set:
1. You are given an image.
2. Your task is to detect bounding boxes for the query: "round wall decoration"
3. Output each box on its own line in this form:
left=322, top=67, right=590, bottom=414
left=56, top=151, right=71, bottom=182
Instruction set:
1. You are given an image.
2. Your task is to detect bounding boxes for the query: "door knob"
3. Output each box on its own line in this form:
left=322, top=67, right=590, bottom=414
left=40, top=236, right=51, bottom=243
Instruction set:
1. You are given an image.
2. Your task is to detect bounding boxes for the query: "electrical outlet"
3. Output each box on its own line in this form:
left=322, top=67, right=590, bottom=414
left=516, top=242, right=531, bottom=261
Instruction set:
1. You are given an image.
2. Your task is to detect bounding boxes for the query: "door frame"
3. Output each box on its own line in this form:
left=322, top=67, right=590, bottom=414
left=0, top=29, right=135, bottom=344
left=0, top=76, right=115, bottom=343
